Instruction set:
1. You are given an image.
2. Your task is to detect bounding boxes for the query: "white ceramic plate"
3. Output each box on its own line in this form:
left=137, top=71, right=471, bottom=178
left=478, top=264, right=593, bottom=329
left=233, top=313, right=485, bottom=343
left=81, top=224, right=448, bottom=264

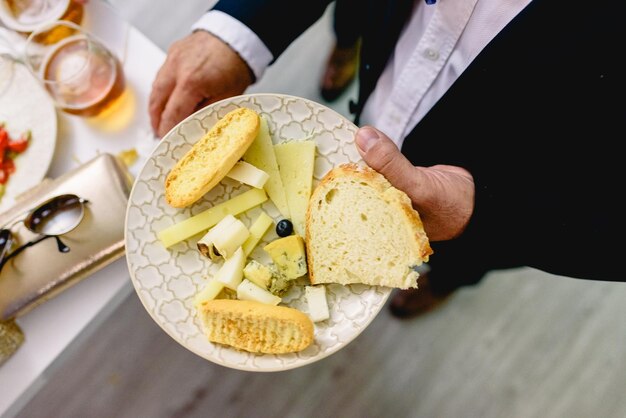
left=0, top=57, right=57, bottom=214
left=125, top=94, right=391, bottom=372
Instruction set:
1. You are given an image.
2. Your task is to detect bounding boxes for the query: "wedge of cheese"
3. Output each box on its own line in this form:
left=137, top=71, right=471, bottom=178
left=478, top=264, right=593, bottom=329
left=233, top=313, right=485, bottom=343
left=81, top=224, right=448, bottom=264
left=215, top=247, right=246, bottom=290
left=243, top=117, right=290, bottom=218
left=194, top=280, right=225, bottom=310
left=274, top=140, right=316, bottom=237
left=263, top=235, right=307, bottom=280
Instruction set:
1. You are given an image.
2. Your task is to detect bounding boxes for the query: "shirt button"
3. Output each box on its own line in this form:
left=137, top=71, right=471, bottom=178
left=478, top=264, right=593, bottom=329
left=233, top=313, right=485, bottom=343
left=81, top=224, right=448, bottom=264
left=424, top=48, right=439, bottom=61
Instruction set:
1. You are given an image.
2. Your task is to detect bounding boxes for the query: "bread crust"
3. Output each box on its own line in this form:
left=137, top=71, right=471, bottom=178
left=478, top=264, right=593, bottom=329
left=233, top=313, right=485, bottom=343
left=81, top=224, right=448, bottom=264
left=306, top=163, right=432, bottom=286
left=165, top=108, right=260, bottom=208
left=199, top=299, right=314, bottom=354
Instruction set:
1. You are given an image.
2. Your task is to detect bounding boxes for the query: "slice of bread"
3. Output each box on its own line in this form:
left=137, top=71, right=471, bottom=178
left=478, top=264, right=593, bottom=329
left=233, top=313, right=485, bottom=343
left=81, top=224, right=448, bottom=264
left=306, top=163, right=432, bottom=289
left=165, top=108, right=260, bottom=208
left=198, top=299, right=314, bottom=354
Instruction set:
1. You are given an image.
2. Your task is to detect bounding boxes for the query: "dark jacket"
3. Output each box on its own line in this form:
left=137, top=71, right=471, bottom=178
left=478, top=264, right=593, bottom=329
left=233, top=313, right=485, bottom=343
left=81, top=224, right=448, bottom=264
left=213, top=0, right=626, bottom=287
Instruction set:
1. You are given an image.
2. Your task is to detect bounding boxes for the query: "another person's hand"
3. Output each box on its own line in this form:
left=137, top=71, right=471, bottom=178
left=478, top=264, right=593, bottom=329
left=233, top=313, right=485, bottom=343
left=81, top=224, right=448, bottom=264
left=355, top=126, right=475, bottom=242
left=149, top=31, right=254, bottom=137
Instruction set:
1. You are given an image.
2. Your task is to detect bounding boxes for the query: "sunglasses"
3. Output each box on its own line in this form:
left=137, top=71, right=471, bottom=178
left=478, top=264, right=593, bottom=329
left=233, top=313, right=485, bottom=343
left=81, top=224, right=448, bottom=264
left=0, top=194, right=89, bottom=273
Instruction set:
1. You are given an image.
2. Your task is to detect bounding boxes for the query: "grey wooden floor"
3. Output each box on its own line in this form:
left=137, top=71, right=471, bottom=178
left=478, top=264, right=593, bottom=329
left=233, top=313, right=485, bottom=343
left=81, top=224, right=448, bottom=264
left=15, top=2, right=626, bottom=418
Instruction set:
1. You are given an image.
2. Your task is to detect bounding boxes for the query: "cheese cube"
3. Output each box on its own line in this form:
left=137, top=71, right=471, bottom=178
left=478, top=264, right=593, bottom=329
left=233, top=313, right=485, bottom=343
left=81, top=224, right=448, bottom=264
left=226, top=161, right=270, bottom=189
left=243, top=260, right=273, bottom=289
left=274, top=140, right=316, bottom=237
left=215, top=247, right=246, bottom=290
left=236, top=279, right=282, bottom=305
left=305, top=285, right=330, bottom=322
left=263, top=235, right=307, bottom=280
left=243, top=117, right=291, bottom=218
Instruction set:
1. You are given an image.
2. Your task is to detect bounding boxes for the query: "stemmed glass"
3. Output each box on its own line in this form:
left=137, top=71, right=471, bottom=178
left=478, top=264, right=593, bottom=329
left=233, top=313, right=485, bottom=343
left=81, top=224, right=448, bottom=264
left=23, top=20, right=125, bottom=117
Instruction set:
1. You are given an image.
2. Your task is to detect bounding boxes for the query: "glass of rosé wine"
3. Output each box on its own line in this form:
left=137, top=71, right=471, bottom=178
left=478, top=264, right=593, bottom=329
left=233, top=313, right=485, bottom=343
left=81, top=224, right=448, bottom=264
left=23, top=20, right=125, bottom=117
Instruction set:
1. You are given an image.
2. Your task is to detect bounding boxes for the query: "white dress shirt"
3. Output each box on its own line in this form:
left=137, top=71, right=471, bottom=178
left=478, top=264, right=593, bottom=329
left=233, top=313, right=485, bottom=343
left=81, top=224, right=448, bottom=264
left=192, top=0, right=531, bottom=148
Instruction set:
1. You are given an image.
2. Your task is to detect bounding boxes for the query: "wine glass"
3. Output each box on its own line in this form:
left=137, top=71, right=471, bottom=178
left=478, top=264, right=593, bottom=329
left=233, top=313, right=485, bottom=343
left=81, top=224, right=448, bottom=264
left=23, top=20, right=125, bottom=117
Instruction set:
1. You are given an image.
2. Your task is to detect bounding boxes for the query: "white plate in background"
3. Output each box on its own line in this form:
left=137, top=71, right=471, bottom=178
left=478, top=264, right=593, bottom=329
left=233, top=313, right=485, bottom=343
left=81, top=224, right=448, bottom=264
left=0, top=57, right=57, bottom=214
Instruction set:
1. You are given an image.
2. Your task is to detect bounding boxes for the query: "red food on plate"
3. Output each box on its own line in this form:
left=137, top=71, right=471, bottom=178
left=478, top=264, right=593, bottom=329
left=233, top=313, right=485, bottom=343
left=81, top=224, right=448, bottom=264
left=0, top=123, right=31, bottom=190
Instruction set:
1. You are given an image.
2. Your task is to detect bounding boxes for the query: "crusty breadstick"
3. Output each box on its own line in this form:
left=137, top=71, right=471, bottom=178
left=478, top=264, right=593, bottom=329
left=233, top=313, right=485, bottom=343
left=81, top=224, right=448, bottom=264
left=198, top=299, right=314, bottom=354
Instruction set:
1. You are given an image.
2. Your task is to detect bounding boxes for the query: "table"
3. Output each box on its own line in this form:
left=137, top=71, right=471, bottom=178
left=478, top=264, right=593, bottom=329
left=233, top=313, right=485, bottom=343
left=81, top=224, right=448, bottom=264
left=0, top=2, right=165, bottom=416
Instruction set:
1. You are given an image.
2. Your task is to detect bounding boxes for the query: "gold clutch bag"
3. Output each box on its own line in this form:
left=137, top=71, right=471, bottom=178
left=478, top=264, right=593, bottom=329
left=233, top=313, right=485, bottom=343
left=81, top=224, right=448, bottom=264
left=0, top=153, right=132, bottom=321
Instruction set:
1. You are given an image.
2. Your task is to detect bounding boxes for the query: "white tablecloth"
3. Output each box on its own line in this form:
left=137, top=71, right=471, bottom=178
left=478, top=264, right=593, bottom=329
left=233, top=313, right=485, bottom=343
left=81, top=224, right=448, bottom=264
left=0, top=2, right=165, bottom=416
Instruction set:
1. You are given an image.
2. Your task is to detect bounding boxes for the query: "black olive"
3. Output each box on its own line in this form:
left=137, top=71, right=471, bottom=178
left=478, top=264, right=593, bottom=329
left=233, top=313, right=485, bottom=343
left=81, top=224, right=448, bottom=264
left=276, top=219, right=294, bottom=237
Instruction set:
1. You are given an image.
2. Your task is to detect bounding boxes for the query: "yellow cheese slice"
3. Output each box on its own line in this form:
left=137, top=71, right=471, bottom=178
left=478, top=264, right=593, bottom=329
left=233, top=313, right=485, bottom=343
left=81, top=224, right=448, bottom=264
left=274, top=140, right=316, bottom=237
left=194, top=280, right=225, bottom=309
left=158, top=188, right=267, bottom=248
left=242, top=211, right=274, bottom=256
left=243, top=117, right=291, bottom=218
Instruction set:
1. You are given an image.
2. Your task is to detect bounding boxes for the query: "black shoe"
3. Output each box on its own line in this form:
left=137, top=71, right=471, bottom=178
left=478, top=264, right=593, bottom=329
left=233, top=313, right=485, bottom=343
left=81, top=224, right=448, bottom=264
left=388, top=273, right=455, bottom=319
left=320, top=42, right=359, bottom=102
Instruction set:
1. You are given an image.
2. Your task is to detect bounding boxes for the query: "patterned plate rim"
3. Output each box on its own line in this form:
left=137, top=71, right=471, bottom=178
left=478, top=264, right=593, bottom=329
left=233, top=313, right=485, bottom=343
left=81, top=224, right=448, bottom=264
left=124, top=93, right=391, bottom=372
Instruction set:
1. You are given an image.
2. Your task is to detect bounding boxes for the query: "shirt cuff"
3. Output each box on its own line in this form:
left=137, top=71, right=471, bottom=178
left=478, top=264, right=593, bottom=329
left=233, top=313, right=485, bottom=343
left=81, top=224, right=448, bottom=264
left=191, top=10, right=273, bottom=81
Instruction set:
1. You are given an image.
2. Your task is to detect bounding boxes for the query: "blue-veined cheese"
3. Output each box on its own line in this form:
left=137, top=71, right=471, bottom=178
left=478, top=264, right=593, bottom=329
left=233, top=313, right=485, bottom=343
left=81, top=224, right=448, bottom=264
left=263, top=235, right=307, bottom=280
left=243, top=260, right=273, bottom=289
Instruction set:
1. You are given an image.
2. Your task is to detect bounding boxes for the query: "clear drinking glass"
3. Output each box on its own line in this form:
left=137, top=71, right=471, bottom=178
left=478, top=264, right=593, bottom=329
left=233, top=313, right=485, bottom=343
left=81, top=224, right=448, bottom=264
left=0, top=0, right=84, bottom=34
left=23, top=20, right=125, bottom=117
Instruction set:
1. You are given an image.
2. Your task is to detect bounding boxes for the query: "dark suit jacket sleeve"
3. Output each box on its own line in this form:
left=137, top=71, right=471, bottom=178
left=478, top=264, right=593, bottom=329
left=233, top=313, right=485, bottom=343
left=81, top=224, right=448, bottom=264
left=400, top=1, right=626, bottom=284
left=213, top=0, right=333, bottom=60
